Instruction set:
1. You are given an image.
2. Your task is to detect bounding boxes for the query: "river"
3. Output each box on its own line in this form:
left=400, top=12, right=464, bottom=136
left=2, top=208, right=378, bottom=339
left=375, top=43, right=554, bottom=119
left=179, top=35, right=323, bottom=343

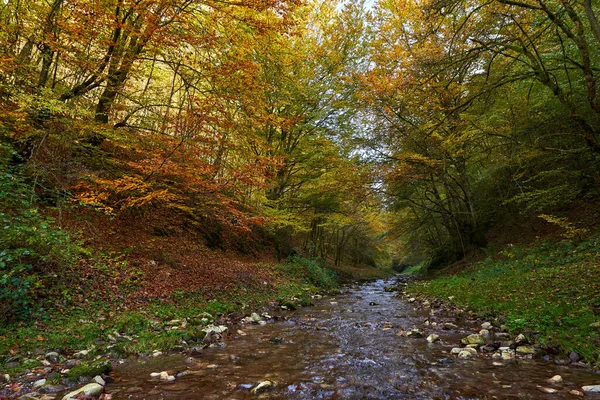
left=106, top=279, right=600, bottom=399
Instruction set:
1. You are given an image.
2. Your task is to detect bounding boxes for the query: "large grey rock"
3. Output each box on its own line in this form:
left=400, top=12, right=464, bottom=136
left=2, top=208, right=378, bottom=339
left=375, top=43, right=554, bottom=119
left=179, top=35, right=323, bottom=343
left=583, top=385, right=600, bottom=393
left=61, top=383, right=103, bottom=399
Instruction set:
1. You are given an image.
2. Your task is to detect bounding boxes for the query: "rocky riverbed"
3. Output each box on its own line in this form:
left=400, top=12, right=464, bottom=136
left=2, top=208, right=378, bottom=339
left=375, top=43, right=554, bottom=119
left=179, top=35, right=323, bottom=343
left=3, top=278, right=600, bottom=399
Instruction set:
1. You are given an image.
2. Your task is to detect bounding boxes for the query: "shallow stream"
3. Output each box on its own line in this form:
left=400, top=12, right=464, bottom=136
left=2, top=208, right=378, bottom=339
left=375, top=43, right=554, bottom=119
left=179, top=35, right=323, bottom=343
left=107, top=279, right=600, bottom=399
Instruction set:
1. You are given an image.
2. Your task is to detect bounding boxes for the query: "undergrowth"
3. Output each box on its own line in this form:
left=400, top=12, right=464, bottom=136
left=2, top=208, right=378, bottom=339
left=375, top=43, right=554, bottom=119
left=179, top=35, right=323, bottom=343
left=409, top=236, right=600, bottom=365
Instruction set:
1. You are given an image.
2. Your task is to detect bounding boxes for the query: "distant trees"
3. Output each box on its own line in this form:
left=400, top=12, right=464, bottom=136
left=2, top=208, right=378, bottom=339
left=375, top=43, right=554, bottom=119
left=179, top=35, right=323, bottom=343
left=359, top=0, right=600, bottom=267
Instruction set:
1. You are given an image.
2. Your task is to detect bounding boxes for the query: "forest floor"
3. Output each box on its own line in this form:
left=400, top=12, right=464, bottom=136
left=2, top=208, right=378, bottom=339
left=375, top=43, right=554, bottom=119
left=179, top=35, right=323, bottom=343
left=0, top=227, right=392, bottom=399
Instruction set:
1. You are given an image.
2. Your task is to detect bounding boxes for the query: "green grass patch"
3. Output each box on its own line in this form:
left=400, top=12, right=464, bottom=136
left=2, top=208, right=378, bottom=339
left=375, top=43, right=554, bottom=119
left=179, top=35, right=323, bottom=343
left=409, top=236, right=600, bottom=365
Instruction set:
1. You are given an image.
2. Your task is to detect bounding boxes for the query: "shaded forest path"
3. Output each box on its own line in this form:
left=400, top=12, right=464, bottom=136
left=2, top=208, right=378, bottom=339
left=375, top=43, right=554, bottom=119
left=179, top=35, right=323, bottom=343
left=106, top=279, right=599, bottom=399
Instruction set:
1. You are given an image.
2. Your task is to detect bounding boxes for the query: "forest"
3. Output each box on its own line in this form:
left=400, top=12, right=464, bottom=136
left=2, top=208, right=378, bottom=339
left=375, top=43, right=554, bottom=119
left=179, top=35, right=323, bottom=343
left=1, top=0, right=600, bottom=396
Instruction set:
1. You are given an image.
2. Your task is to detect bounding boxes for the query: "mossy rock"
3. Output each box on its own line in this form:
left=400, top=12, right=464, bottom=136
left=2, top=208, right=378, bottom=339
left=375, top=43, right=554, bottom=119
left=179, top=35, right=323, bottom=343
left=67, top=359, right=112, bottom=381
left=280, top=300, right=298, bottom=310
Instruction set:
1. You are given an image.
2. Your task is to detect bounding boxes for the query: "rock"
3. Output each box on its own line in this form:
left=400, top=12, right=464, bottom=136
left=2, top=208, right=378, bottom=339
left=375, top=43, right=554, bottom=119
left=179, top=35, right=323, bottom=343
left=93, top=375, right=106, bottom=386
left=569, top=389, right=584, bottom=396
left=45, top=352, right=60, bottom=364
left=514, top=333, right=527, bottom=345
left=450, top=348, right=463, bottom=355
left=39, top=384, right=68, bottom=394
left=458, top=350, right=475, bottom=359
left=33, top=378, right=47, bottom=388
left=66, top=359, right=112, bottom=381
left=251, top=312, right=262, bottom=323
left=407, top=298, right=416, bottom=303
left=202, top=325, right=228, bottom=335
left=406, top=329, right=423, bottom=338
left=64, top=359, right=79, bottom=369
left=1, top=373, right=9, bottom=383
left=481, top=345, right=496, bottom=353
left=583, top=385, right=600, bottom=393
left=481, top=322, right=493, bottom=330
left=461, top=334, right=485, bottom=346
left=479, top=329, right=490, bottom=336
left=548, top=375, right=563, bottom=384
left=443, top=323, right=458, bottom=330
left=237, top=330, right=247, bottom=336
left=589, top=322, right=600, bottom=330
left=501, top=350, right=515, bottom=360
left=251, top=380, right=274, bottom=394
left=61, top=383, right=103, bottom=400
left=17, top=394, right=41, bottom=400
left=150, top=372, right=161, bottom=378
left=158, top=371, right=175, bottom=381
left=569, top=351, right=582, bottom=362
left=537, top=386, right=557, bottom=394
left=72, top=349, right=90, bottom=359
left=426, top=334, right=440, bottom=343
left=516, top=345, right=535, bottom=355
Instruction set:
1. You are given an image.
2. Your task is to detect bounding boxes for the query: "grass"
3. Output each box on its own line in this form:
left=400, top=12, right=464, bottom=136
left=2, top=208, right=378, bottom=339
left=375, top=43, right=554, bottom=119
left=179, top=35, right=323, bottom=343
left=408, top=236, right=600, bottom=366
left=0, top=257, right=341, bottom=375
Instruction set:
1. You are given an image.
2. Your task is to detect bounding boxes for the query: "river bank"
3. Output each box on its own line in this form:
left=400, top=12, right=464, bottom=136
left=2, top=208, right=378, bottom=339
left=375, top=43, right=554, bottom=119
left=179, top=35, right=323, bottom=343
left=6, top=278, right=600, bottom=399
left=404, top=236, right=600, bottom=369
left=1, top=257, right=392, bottom=400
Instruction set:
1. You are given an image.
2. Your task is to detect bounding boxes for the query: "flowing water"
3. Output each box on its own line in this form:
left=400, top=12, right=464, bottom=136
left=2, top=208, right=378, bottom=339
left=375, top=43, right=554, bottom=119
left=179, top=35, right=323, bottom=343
left=107, top=279, right=600, bottom=399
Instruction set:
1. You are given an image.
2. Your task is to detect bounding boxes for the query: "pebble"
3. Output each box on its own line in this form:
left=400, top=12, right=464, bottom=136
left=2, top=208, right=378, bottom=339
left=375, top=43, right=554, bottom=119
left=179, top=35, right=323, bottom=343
left=537, top=386, right=557, bottom=394
left=426, top=334, right=440, bottom=343
left=251, top=380, right=274, bottom=394
left=33, top=378, right=47, bottom=387
left=547, top=375, right=562, bottom=384
left=93, top=375, right=106, bottom=386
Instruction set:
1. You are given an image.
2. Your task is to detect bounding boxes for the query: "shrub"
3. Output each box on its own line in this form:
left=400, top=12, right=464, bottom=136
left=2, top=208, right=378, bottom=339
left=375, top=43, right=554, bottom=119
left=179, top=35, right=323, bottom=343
left=0, top=145, right=81, bottom=321
left=276, top=256, right=338, bottom=289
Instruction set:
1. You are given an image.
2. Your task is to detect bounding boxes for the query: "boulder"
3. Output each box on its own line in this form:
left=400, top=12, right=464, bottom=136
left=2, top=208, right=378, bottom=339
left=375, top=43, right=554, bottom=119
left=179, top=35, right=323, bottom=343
left=61, top=383, right=103, bottom=400
left=461, top=334, right=485, bottom=346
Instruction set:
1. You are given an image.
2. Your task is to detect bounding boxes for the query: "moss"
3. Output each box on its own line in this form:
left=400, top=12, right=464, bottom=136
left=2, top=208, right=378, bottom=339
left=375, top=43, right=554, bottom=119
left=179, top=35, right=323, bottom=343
left=67, top=359, right=112, bottom=381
